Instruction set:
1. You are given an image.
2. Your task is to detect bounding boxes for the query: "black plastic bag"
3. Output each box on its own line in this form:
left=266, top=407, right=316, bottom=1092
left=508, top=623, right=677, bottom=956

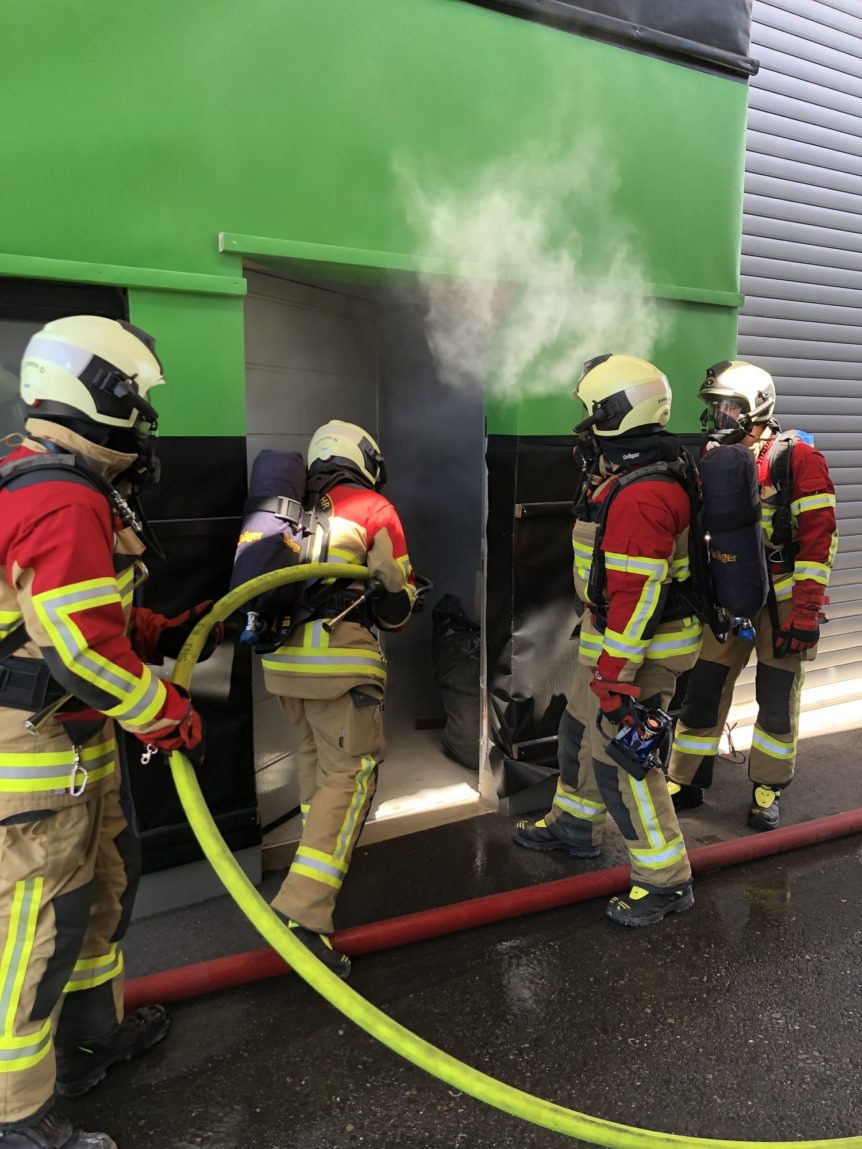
left=431, top=594, right=481, bottom=772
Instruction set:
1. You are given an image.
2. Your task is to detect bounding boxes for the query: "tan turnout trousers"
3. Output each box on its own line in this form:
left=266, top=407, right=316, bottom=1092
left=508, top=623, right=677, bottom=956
left=270, top=688, right=384, bottom=934
left=668, top=599, right=805, bottom=791
left=0, top=778, right=136, bottom=1124
left=544, top=647, right=694, bottom=891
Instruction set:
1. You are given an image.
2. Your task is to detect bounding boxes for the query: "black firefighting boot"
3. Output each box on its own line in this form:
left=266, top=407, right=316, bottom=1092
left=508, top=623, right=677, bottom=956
left=285, top=919, right=351, bottom=979
left=666, top=779, right=704, bottom=812
left=512, top=816, right=600, bottom=858
left=0, top=1107, right=115, bottom=1148
left=748, top=784, right=781, bottom=831
left=606, top=882, right=694, bottom=928
left=55, top=1005, right=170, bottom=1098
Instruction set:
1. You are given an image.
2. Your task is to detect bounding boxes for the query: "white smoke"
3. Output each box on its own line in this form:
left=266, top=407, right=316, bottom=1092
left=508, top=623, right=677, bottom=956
left=398, top=145, right=669, bottom=399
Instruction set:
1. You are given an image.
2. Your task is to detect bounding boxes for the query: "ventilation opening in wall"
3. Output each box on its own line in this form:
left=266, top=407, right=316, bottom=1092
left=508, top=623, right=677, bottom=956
left=241, top=267, right=488, bottom=868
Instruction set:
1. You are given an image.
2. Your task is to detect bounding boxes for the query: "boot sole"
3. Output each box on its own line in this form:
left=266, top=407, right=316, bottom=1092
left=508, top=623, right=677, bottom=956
left=606, top=889, right=695, bottom=928
left=56, top=1015, right=172, bottom=1098
left=748, top=816, right=779, bottom=832
left=512, top=833, right=600, bottom=859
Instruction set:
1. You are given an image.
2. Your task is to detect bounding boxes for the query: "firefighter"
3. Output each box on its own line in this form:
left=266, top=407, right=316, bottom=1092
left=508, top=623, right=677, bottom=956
left=513, top=355, right=701, bottom=927
left=667, top=361, right=838, bottom=830
left=0, top=316, right=212, bottom=1149
left=263, top=420, right=416, bottom=977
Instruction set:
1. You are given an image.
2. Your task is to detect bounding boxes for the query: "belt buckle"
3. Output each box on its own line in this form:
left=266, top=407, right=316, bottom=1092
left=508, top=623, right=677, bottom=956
left=68, top=746, right=89, bottom=797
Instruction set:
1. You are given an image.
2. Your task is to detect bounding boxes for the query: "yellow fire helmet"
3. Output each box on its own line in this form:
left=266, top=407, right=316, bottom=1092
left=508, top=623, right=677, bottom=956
left=307, top=420, right=387, bottom=489
left=20, top=315, right=165, bottom=430
left=574, top=353, right=671, bottom=437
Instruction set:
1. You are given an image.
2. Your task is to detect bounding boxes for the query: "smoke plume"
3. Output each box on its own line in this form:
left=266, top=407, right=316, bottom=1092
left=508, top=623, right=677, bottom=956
left=399, top=146, right=669, bottom=400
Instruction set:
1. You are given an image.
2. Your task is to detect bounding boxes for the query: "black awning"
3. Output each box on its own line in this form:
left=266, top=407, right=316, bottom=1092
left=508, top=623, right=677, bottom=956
left=462, top=0, right=758, bottom=79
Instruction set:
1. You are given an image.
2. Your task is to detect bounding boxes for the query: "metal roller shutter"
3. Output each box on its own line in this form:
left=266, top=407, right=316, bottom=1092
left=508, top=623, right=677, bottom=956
left=735, top=0, right=862, bottom=707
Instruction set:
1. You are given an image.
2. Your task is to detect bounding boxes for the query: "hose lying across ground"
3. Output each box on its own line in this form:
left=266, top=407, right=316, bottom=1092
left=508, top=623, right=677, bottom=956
left=162, top=561, right=862, bottom=1149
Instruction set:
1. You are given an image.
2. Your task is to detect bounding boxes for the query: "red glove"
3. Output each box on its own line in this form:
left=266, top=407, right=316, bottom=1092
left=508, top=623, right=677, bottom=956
left=775, top=586, right=828, bottom=658
left=137, top=688, right=206, bottom=769
left=590, top=672, right=641, bottom=726
left=130, top=601, right=224, bottom=665
left=774, top=606, right=824, bottom=657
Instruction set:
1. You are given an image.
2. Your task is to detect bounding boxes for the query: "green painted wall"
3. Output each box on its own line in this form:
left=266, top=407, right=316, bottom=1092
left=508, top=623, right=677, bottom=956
left=0, top=0, right=748, bottom=435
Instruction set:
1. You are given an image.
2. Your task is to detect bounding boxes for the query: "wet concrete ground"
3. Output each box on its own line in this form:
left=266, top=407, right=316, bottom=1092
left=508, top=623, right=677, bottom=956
left=69, top=827, right=862, bottom=1147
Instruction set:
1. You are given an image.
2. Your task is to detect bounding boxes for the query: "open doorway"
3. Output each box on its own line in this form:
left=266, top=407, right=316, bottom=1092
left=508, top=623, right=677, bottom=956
left=242, top=269, right=487, bottom=869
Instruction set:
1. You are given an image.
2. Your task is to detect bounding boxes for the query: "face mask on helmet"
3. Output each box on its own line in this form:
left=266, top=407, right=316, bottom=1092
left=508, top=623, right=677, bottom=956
left=699, top=360, right=776, bottom=444
left=112, top=416, right=161, bottom=493
left=704, top=397, right=747, bottom=433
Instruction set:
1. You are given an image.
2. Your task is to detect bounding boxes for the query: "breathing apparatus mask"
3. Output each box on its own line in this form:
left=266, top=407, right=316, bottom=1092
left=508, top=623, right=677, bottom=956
left=699, top=360, right=778, bottom=446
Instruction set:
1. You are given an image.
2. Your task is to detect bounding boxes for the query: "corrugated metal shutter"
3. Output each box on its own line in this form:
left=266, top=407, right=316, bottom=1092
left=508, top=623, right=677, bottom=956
left=735, top=0, right=862, bottom=707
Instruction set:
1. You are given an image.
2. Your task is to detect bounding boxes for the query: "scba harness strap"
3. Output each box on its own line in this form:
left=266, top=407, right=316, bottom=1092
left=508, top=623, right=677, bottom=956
left=0, top=454, right=125, bottom=705
left=766, top=431, right=800, bottom=569
left=585, top=451, right=713, bottom=631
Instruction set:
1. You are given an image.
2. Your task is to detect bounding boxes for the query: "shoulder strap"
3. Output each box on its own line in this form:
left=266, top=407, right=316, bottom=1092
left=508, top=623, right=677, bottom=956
left=767, top=432, right=800, bottom=551
left=0, top=455, right=114, bottom=663
left=587, top=461, right=681, bottom=612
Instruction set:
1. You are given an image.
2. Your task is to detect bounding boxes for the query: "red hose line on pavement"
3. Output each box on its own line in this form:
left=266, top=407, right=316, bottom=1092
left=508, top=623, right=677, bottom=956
left=125, top=807, right=862, bottom=1011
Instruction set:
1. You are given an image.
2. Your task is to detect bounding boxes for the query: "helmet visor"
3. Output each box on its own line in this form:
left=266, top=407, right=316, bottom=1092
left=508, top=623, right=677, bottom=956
left=704, top=396, right=746, bottom=432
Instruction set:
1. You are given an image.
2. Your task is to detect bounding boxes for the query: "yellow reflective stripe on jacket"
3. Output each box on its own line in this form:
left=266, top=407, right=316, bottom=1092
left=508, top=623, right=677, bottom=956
left=603, top=551, right=667, bottom=657
left=396, top=555, right=418, bottom=605
left=790, top=492, right=836, bottom=516
left=0, top=739, right=115, bottom=794
left=64, top=943, right=124, bottom=993
left=602, top=628, right=649, bottom=663
left=670, top=555, right=690, bottom=580
left=577, top=629, right=603, bottom=665
left=327, top=546, right=358, bottom=565
left=751, top=726, right=795, bottom=761
left=772, top=574, right=793, bottom=602
left=262, top=618, right=386, bottom=679
left=0, top=878, right=52, bottom=1074
left=792, top=561, right=830, bottom=585
left=572, top=537, right=593, bottom=582
left=116, top=564, right=138, bottom=609
left=603, top=552, right=669, bottom=580
left=644, top=618, right=702, bottom=660
left=0, top=609, right=22, bottom=640
left=32, top=578, right=167, bottom=726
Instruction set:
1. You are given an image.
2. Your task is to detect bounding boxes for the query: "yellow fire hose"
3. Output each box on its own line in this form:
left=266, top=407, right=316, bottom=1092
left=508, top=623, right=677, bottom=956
left=167, top=562, right=860, bottom=1149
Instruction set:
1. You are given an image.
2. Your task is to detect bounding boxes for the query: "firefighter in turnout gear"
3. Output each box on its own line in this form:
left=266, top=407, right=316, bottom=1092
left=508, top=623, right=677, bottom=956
left=667, top=361, right=838, bottom=830
left=265, top=421, right=416, bottom=976
left=513, top=355, right=700, bottom=927
left=0, top=317, right=213, bottom=1149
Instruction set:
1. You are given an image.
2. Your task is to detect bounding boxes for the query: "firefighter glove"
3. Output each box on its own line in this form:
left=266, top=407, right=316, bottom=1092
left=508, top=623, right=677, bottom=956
left=590, top=672, right=641, bottom=726
left=774, top=606, right=823, bottom=658
left=131, top=601, right=224, bottom=665
left=138, top=687, right=206, bottom=769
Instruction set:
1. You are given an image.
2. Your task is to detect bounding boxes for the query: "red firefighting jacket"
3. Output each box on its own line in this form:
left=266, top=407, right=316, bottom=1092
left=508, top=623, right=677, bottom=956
left=573, top=470, right=702, bottom=684
left=0, top=428, right=189, bottom=814
left=757, top=432, right=837, bottom=611
left=262, top=483, right=415, bottom=700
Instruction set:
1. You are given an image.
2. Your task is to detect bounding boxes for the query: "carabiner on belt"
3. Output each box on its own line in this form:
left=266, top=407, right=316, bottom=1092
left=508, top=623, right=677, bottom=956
left=68, top=744, right=89, bottom=798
